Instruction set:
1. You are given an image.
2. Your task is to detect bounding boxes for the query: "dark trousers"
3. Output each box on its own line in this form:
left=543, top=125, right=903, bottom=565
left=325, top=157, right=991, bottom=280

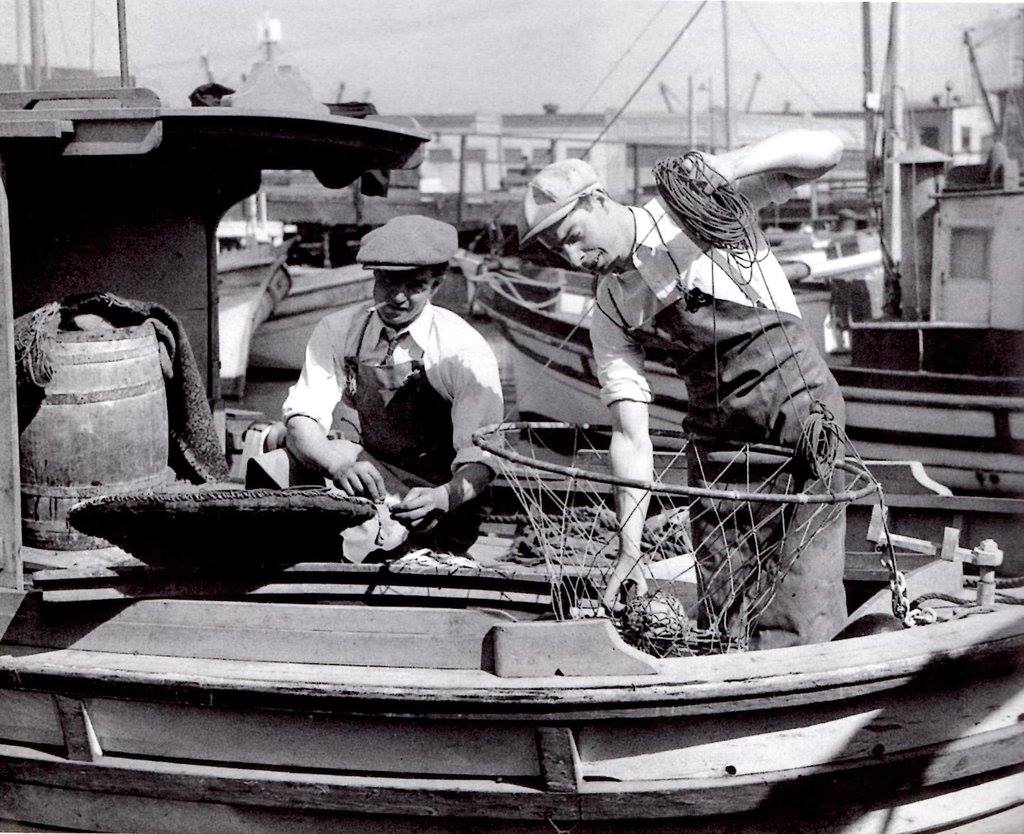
left=687, top=441, right=847, bottom=649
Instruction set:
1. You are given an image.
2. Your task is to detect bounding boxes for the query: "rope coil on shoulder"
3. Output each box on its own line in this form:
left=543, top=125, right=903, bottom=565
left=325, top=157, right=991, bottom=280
left=652, top=152, right=767, bottom=270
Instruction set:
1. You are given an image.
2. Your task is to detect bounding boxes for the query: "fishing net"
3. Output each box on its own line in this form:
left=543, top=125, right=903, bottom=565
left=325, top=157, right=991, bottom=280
left=475, top=422, right=877, bottom=657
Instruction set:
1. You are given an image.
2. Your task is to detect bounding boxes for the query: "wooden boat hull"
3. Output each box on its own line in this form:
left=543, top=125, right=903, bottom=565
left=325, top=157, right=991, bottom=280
left=247, top=264, right=375, bottom=370
left=475, top=271, right=1024, bottom=496
left=218, top=242, right=293, bottom=398
left=0, top=583, right=1022, bottom=833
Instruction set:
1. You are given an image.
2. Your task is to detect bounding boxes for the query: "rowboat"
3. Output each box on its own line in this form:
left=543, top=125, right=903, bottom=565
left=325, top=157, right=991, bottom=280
left=247, top=263, right=375, bottom=371
left=1, top=84, right=1022, bottom=834
left=1, top=552, right=1022, bottom=834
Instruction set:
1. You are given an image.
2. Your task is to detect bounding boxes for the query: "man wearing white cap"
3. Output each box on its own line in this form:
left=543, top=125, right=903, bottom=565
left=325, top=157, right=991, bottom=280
left=519, top=130, right=848, bottom=648
left=276, top=215, right=503, bottom=557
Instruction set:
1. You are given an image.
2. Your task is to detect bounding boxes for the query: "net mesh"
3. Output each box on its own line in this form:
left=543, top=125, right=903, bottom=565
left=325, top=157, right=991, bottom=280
left=478, top=422, right=876, bottom=657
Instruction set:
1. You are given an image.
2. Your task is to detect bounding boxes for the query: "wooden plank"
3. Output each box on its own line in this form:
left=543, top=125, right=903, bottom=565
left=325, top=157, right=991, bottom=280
left=5, top=598, right=506, bottom=670
left=86, top=697, right=539, bottom=778
left=0, top=690, right=64, bottom=747
left=0, top=164, right=21, bottom=590
left=0, top=120, right=73, bottom=139
left=0, top=722, right=1021, bottom=822
left=490, top=619, right=658, bottom=678
left=0, top=761, right=1021, bottom=834
left=53, top=696, right=101, bottom=762
left=535, top=727, right=581, bottom=792
left=577, top=670, right=1024, bottom=782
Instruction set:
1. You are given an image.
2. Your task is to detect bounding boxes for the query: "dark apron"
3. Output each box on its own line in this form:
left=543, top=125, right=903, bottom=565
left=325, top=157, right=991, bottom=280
left=629, top=282, right=848, bottom=648
left=343, top=311, right=482, bottom=553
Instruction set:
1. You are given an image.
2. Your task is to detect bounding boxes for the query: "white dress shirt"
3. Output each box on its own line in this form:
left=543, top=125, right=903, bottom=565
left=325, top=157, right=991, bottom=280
left=283, top=302, right=504, bottom=473
left=591, top=172, right=801, bottom=407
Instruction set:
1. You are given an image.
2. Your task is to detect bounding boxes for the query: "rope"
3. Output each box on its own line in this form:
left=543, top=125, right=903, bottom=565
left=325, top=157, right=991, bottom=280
left=653, top=153, right=767, bottom=268
left=584, top=1, right=708, bottom=156
left=794, top=400, right=843, bottom=483
left=914, top=591, right=1024, bottom=607
left=967, top=573, right=1024, bottom=590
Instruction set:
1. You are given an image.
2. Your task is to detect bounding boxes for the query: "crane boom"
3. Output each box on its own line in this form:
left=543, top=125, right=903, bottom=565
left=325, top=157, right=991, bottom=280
left=963, top=29, right=999, bottom=132
left=744, top=72, right=762, bottom=113
left=658, top=81, right=679, bottom=113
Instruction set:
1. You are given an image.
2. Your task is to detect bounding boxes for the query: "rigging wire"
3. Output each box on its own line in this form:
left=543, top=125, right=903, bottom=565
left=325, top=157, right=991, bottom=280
left=584, top=0, right=708, bottom=157
left=573, top=0, right=673, bottom=116
left=736, top=3, right=823, bottom=112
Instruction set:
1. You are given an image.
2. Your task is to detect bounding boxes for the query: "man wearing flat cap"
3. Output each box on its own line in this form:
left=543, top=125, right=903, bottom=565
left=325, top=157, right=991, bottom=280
left=278, top=215, right=503, bottom=558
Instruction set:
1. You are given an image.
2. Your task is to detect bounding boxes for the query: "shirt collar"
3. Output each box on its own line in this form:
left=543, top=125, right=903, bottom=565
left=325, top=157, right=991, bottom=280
left=629, top=198, right=686, bottom=262
left=373, top=302, right=435, bottom=351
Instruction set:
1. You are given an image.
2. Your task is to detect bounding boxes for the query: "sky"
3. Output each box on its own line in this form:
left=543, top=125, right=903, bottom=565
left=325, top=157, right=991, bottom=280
left=1, top=1, right=1021, bottom=116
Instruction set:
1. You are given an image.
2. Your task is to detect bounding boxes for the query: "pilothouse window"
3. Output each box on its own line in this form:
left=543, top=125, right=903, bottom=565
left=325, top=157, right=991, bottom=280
left=949, top=227, right=990, bottom=282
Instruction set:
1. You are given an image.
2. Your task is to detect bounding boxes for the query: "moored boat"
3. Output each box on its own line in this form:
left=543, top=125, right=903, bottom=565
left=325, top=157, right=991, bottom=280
left=1, top=73, right=1023, bottom=834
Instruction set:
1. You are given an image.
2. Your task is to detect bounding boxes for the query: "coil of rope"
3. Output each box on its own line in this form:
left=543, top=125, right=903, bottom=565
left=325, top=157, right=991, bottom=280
left=652, top=152, right=767, bottom=270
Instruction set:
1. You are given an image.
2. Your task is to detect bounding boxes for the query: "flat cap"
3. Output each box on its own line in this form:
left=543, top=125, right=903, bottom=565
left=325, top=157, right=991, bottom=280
left=519, top=158, right=601, bottom=244
left=357, top=215, right=458, bottom=270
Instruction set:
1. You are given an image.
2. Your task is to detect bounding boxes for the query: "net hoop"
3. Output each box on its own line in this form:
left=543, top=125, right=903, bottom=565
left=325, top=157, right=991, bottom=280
left=473, top=421, right=877, bottom=504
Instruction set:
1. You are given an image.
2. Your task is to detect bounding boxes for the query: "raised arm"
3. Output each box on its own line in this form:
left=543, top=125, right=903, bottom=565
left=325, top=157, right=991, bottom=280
left=713, top=129, right=844, bottom=188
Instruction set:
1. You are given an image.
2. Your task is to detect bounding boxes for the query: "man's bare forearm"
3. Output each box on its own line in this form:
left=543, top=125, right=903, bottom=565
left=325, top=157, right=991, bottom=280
left=610, top=428, right=653, bottom=565
left=285, top=416, right=362, bottom=479
left=445, top=462, right=494, bottom=510
left=723, top=129, right=843, bottom=183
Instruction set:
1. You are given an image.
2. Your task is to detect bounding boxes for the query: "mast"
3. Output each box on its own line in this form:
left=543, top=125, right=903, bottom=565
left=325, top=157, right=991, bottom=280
left=89, top=0, right=97, bottom=73
left=963, top=29, right=998, bottom=133
left=14, top=0, right=26, bottom=90
left=861, top=2, right=875, bottom=202
left=28, top=0, right=44, bottom=90
left=721, top=2, right=733, bottom=149
left=881, top=1, right=905, bottom=316
left=116, top=0, right=130, bottom=87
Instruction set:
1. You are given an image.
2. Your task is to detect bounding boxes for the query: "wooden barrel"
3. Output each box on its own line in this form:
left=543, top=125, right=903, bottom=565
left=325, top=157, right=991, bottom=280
left=19, top=322, right=174, bottom=550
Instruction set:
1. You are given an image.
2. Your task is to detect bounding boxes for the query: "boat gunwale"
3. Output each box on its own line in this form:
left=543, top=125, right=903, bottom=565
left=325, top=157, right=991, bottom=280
left=1, top=604, right=1022, bottom=720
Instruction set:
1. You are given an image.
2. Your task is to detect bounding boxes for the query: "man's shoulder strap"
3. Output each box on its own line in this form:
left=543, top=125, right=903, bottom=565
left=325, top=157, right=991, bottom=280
left=703, top=248, right=767, bottom=308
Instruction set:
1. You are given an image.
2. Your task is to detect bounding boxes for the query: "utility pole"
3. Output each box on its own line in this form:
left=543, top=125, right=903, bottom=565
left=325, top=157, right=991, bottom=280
left=721, top=2, right=733, bottom=149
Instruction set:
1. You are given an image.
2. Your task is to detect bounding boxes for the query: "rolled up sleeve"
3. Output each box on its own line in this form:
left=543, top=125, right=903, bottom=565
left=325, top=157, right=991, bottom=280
left=591, top=297, right=651, bottom=407
left=441, top=329, right=505, bottom=473
left=282, top=316, right=343, bottom=433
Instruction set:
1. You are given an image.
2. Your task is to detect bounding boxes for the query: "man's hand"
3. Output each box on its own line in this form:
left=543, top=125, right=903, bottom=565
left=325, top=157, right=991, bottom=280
left=601, top=552, right=650, bottom=614
left=392, top=485, right=450, bottom=531
left=682, top=151, right=737, bottom=192
left=329, top=460, right=386, bottom=500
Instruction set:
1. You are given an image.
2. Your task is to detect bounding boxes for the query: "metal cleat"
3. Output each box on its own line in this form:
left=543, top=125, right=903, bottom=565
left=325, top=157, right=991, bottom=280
left=939, top=529, right=1004, bottom=606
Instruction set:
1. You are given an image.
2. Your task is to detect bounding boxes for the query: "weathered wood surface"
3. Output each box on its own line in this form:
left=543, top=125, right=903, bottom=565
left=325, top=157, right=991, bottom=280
left=1, top=601, right=1022, bottom=721
left=490, top=619, right=657, bottom=677
left=1, top=772, right=1020, bottom=834
left=0, top=728, right=1020, bottom=828
left=3, top=598, right=511, bottom=670
left=0, top=168, right=21, bottom=589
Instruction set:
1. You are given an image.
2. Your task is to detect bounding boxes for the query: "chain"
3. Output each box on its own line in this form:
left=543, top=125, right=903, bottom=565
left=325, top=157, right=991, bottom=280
left=875, top=484, right=939, bottom=627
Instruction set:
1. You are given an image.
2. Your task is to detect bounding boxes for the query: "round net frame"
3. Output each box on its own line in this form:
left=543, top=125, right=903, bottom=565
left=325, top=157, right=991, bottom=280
left=475, top=421, right=878, bottom=657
